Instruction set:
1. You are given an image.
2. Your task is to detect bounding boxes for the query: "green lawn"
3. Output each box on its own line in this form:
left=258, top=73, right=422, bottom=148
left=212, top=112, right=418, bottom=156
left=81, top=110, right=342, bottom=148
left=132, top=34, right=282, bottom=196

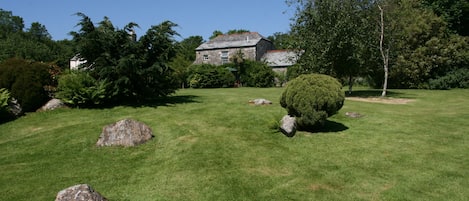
left=1, top=88, right=468, bottom=201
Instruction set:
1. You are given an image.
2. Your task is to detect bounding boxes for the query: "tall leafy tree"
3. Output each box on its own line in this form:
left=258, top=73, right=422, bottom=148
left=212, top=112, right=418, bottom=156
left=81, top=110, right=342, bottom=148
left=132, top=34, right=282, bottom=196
left=289, top=0, right=379, bottom=93
left=370, top=0, right=469, bottom=89
left=170, top=36, right=204, bottom=88
left=0, top=9, right=69, bottom=64
left=137, top=21, right=179, bottom=97
left=267, top=32, right=293, bottom=49
left=422, top=0, right=469, bottom=36
left=27, top=22, right=51, bottom=41
left=70, top=14, right=179, bottom=103
left=378, top=5, right=390, bottom=96
left=0, top=9, right=24, bottom=38
left=382, top=0, right=455, bottom=88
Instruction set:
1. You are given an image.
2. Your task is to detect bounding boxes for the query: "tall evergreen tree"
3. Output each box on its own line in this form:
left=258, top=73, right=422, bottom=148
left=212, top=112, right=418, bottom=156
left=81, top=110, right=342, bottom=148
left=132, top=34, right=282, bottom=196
left=70, top=14, right=179, bottom=103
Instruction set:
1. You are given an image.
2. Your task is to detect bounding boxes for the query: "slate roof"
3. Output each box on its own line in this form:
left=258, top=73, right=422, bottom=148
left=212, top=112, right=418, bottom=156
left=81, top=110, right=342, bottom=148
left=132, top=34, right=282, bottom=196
left=196, top=32, right=268, bottom=50
left=70, top=54, right=85, bottom=61
left=261, top=50, right=299, bottom=67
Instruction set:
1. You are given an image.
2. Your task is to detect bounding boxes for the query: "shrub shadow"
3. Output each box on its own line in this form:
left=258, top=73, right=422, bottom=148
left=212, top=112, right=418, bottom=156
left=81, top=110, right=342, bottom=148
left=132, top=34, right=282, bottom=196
left=347, top=89, right=416, bottom=99
left=297, top=120, right=349, bottom=135
left=347, top=89, right=400, bottom=97
left=123, top=95, right=200, bottom=108
left=315, top=120, right=349, bottom=133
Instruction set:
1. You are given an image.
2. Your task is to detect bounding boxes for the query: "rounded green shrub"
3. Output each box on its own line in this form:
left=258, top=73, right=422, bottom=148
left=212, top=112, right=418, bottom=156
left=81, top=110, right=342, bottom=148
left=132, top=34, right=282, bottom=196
left=0, top=58, right=52, bottom=112
left=280, top=74, right=345, bottom=130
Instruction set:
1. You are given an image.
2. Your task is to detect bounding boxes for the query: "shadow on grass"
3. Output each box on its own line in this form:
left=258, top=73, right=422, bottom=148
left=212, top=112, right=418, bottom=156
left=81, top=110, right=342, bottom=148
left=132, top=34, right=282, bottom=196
left=70, top=95, right=201, bottom=109
left=347, top=89, right=416, bottom=99
left=121, top=95, right=200, bottom=108
left=315, top=120, right=349, bottom=133
left=293, top=120, right=348, bottom=136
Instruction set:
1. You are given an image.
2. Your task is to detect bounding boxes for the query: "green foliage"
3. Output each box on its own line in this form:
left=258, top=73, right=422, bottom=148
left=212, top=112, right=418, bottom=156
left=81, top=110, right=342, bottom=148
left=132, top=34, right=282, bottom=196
left=390, top=25, right=469, bottom=88
left=55, top=71, right=109, bottom=107
left=0, top=88, right=12, bottom=122
left=26, top=22, right=51, bottom=41
left=280, top=74, right=344, bottom=130
left=0, top=58, right=51, bottom=112
left=71, top=14, right=179, bottom=103
left=187, top=64, right=235, bottom=88
left=288, top=0, right=469, bottom=90
left=386, top=0, right=450, bottom=88
left=0, top=34, right=54, bottom=62
left=267, top=32, right=293, bottom=50
left=368, top=0, right=469, bottom=89
left=0, top=9, right=74, bottom=75
left=0, top=88, right=9, bottom=109
left=422, top=0, right=469, bottom=36
left=209, top=30, right=223, bottom=39
left=209, top=29, right=250, bottom=39
left=0, top=9, right=70, bottom=64
left=0, top=9, right=24, bottom=37
left=226, top=29, right=250, bottom=35
left=236, top=60, right=275, bottom=87
left=429, top=68, right=469, bottom=89
left=170, top=36, right=204, bottom=88
left=224, top=50, right=275, bottom=87
left=289, top=0, right=379, bottom=91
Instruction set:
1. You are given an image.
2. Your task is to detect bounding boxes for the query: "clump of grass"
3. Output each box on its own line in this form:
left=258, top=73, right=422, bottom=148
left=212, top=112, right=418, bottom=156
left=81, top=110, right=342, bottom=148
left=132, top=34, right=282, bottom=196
left=267, top=114, right=283, bottom=131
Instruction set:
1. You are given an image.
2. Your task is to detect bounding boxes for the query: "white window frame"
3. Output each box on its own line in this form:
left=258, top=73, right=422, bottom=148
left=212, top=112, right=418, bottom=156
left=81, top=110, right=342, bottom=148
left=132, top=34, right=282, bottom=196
left=221, top=51, right=229, bottom=64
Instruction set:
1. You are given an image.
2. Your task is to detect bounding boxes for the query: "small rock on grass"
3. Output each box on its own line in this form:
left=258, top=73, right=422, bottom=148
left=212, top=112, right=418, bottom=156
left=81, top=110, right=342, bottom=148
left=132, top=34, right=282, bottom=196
left=248, top=98, right=272, bottom=105
left=55, top=184, right=108, bottom=201
left=280, top=115, right=296, bottom=137
left=345, top=112, right=363, bottom=118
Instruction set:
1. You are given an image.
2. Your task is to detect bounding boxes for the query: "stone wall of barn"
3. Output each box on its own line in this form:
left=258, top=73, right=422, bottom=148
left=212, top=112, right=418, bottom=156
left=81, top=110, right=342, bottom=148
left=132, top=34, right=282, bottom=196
left=255, top=39, right=275, bottom=61
left=194, top=46, right=258, bottom=65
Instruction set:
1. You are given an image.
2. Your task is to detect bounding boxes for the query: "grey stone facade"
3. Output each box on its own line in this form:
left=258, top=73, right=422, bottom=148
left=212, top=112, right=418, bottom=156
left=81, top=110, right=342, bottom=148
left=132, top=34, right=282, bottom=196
left=194, top=32, right=274, bottom=65
left=261, top=50, right=300, bottom=73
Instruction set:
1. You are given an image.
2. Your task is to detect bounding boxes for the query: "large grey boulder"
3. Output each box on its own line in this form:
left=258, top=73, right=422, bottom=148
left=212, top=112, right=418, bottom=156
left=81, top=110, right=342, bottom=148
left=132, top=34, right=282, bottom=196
left=96, top=119, right=154, bottom=147
left=279, top=115, right=296, bottom=137
left=38, top=98, right=67, bottom=111
left=55, top=184, right=107, bottom=201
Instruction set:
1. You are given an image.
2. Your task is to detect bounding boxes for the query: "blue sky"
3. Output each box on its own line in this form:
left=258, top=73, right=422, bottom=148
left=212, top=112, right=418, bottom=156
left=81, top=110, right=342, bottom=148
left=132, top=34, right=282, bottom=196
left=1, top=0, right=295, bottom=41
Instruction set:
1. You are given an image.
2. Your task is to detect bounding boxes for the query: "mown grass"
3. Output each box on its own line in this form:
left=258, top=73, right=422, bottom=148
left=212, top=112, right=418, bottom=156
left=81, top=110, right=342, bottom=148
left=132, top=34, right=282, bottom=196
left=0, top=88, right=468, bottom=200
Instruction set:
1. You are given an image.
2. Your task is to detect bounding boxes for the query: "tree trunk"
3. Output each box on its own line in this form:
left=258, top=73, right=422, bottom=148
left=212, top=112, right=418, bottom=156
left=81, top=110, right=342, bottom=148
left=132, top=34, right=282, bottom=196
left=348, top=75, right=353, bottom=95
left=382, top=49, right=389, bottom=97
left=379, top=5, right=389, bottom=97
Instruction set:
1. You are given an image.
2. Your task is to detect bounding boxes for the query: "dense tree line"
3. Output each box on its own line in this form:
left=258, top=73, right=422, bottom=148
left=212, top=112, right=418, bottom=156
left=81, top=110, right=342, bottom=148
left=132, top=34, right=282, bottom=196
left=0, top=9, right=74, bottom=68
left=0, top=9, right=71, bottom=120
left=286, top=0, right=469, bottom=92
left=0, top=9, right=186, bottom=111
